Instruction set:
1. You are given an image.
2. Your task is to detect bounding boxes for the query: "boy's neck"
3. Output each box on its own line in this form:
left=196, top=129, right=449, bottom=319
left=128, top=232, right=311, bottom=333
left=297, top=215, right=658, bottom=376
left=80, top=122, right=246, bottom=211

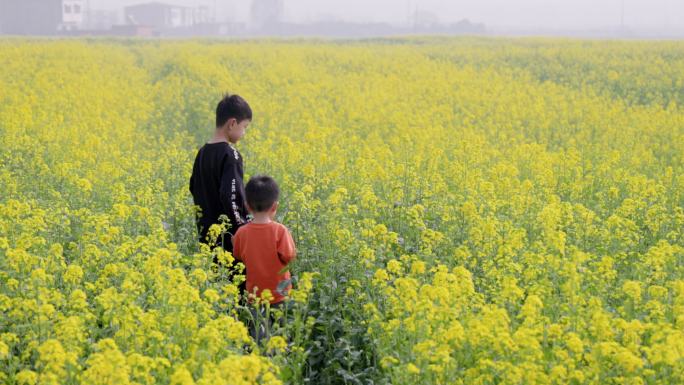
left=208, top=131, right=234, bottom=145
left=251, top=213, right=273, bottom=224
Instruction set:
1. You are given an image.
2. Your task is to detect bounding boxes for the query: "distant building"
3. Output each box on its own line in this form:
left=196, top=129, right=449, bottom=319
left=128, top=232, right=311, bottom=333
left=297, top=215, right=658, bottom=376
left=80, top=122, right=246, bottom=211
left=84, top=8, right=119, bottom=31
left=162, top=22, right=248, bottom=37
left=60, top=0, right=85, bottom=31
left=124, top=2, right=195, bottom=30
left=110, top=24, right=158, bottom=37
left=0, top=0, right=84, bottom=35
left=250, top=0, right=283, bottom=31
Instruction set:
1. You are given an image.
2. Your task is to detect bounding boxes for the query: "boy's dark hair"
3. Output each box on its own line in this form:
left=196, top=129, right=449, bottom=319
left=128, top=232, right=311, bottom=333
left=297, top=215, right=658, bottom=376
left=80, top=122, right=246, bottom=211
left=216, top=94, right=252, bottom=127
left=245, top=175, right=280, bottom=212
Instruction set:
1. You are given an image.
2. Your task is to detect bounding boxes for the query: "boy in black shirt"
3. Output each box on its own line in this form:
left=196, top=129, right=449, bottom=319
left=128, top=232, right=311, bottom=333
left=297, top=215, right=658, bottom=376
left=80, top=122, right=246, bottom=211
left=190, top=94, right=251, bottom=265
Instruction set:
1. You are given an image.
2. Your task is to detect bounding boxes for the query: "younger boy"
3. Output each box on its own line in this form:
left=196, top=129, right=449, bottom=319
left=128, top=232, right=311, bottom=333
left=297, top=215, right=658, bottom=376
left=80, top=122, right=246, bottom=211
left=232, top=175, right=296, bottom=343
left=189, top=94, right=251, bottom=268
left=232, top=175, right=296, bottom=307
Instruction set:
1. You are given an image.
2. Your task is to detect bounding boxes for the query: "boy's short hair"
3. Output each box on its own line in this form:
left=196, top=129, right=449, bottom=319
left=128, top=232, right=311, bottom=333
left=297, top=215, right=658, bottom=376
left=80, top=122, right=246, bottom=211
left=245, top=175, right=280, bottom=213
left=216, top=94, right=252, bottom=127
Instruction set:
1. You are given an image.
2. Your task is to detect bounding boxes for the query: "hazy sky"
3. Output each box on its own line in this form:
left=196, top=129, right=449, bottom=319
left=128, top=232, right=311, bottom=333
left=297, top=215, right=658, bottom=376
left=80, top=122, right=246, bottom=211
left=91, top=0, right=684, bottom=30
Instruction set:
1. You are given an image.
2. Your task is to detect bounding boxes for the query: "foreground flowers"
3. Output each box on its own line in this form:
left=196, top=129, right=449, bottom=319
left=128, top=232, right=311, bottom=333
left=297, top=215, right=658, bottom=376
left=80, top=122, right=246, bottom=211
left=0, top=37, right=682, bottom=384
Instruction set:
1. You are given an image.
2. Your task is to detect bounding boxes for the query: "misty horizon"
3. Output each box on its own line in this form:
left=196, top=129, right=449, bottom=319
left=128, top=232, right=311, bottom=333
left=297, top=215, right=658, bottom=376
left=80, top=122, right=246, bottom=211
left=86, top=0, right=684, bottom=31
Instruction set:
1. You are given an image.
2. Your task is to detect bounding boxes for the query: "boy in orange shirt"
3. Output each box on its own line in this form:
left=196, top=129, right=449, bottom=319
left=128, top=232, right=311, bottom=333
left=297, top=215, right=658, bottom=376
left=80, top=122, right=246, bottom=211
left=232, top=174, right=296, bottom=303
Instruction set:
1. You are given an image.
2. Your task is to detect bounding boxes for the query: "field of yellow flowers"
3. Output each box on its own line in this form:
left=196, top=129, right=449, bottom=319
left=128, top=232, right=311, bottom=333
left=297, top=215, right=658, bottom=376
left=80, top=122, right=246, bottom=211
left=0, top=37, right=683, bottom=385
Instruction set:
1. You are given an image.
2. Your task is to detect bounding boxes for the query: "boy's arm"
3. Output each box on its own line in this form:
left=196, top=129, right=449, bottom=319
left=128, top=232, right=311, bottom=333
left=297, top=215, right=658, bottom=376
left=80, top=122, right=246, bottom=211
left=189, top=173, right=194, bottom=194
left=189, top=154, right=197, bottom=195
left=277, top=226, right=297, bottom=264
left=232, top=230, right=244, bottom=261
left=218, top=156, right=248, bottom=230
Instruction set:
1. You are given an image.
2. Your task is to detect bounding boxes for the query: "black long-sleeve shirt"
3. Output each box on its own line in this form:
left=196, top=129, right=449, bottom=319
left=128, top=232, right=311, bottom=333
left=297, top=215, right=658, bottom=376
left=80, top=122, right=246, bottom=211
left=189, top=142, right=249, bottom=251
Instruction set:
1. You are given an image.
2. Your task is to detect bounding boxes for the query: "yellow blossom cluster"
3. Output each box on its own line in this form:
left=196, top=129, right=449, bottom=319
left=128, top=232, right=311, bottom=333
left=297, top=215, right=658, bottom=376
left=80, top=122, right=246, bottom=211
left=1, top=37, right=683, bottom=384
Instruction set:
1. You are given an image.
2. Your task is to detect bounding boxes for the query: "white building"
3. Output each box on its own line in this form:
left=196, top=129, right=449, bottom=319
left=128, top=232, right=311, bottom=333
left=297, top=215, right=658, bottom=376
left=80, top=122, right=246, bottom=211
left=60, top=0, right=86, bottom=31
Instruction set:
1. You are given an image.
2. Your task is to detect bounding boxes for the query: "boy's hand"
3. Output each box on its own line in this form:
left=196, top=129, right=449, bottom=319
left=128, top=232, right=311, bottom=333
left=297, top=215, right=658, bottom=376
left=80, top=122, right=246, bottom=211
left=276, top=278, right=292, bottom=296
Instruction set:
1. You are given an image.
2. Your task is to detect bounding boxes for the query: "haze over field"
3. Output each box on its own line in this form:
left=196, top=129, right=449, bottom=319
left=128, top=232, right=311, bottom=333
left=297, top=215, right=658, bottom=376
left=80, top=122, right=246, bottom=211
left=91, top=0, right=684, bottom=32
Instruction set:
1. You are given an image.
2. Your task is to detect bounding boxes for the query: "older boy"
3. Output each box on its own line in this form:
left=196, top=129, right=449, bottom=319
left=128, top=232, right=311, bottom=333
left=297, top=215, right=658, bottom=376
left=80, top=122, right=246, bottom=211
left=190, top=94, right=251, bottom=259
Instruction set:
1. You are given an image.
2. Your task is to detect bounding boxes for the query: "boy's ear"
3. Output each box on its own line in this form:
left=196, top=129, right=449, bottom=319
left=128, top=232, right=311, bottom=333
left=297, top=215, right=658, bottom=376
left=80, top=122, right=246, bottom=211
left=227, top=118, right=237, bottom=129
left=218, top=118, right=231, bottom=131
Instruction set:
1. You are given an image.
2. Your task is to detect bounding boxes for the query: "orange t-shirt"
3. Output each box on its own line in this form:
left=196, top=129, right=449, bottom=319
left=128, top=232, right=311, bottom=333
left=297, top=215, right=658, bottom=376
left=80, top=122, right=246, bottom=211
left=232, top=221, right=296, bottom=304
